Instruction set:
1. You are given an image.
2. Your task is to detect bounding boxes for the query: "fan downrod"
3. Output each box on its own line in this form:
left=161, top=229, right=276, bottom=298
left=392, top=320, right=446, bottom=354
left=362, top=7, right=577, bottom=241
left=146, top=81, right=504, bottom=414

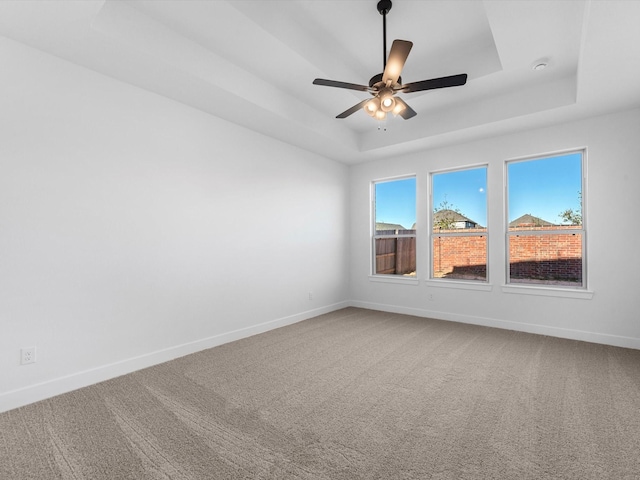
left=377, top=0, right=392, bottom=70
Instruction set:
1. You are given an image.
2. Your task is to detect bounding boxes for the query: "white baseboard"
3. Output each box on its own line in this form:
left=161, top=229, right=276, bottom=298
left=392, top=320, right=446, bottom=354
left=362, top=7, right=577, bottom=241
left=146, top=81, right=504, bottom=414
left=0, top=301, right=349, bottom=414
left=4, top=299, right=637, bottom=414
left=349, top=300, right=640, bottom=350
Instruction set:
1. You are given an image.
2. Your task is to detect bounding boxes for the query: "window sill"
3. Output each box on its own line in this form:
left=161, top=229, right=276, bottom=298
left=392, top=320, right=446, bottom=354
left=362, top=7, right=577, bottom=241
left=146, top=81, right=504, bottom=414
left=369, top=275, right=420, bottom=286
left=424, top=279, right=493, bottom=292
left=501, top=284, right=594, bottom=299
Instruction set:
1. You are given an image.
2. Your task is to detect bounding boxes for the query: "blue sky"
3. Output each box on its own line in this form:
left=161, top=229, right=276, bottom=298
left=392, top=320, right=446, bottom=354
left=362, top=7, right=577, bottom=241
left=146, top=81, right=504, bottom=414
left=375, top=177, right=416, bottom=229
left=375, top=152, right=582, bottom=229
left=507, top=153, right=582, bottom=223
left=433, top=167, right=487, bottom=226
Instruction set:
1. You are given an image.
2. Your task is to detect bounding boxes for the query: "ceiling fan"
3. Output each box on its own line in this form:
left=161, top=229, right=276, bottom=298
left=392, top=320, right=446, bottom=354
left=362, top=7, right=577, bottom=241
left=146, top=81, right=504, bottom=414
left=313, top=0, right=467, bottom=121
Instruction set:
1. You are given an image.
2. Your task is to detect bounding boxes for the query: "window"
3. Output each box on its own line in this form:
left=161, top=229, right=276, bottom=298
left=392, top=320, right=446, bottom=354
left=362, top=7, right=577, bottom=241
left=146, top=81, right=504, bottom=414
left=430, top=166, right=488, bottom=281
left=506, top=151, right=585, bottom=287
left=372, top=177, right=416, bottom=277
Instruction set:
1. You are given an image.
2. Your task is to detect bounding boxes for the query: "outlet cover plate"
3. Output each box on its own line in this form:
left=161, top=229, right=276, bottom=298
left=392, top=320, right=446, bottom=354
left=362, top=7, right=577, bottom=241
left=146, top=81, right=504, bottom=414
left=21, top=347, right=36, bottom=365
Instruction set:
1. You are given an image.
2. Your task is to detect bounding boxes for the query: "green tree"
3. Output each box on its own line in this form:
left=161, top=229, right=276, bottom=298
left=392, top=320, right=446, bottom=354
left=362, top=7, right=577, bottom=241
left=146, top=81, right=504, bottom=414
left=433, top=195, right=462, bottom=229
left=559, top=191, right=582, bottom=225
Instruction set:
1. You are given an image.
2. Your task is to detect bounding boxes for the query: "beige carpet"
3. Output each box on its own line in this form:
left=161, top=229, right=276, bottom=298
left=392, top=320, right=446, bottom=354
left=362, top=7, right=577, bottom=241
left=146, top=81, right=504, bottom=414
left=2, top=307, right=640, bottom=479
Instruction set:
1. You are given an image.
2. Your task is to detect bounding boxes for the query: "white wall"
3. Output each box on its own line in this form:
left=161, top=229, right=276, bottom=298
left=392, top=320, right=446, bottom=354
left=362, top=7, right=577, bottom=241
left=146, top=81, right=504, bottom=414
left=350, top=108, right=640, bottom=348
left=0, top=37, right=349, bottom=412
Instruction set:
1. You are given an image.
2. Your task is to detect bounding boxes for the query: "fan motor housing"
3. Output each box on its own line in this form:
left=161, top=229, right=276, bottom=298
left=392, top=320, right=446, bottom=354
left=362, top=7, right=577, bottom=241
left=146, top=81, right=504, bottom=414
left=369, top=73, right=401, bottom=90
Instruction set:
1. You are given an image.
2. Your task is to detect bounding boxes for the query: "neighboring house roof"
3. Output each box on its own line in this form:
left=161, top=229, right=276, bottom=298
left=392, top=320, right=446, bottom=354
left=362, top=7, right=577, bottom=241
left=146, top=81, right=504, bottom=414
left=509, top=214, right=554, bottom=227
left=376, top=222, right=406, bottom=231
left=433, top=210, right=480, bottom=227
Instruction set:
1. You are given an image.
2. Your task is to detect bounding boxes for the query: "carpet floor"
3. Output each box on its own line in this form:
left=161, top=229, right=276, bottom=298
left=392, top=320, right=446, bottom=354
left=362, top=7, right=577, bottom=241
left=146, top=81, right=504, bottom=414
left=1, top=307, right=640, bottom=479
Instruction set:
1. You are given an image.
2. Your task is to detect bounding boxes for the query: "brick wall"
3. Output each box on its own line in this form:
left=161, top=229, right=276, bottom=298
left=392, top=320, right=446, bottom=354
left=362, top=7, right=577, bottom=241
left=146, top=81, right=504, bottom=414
left=508, top=225, right=582, bottom=282
left=432, top=226, right=582, bottom=282
left=433, top=228, right=487, bottom=279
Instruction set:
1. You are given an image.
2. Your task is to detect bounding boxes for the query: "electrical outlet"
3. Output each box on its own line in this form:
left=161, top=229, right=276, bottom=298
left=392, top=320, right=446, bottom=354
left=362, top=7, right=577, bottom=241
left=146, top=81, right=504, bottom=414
left=308, top=292, right=313, bottom=300
left=21, top=347, right=36, bottom=365
left=428, top=293, right=435, bottom=301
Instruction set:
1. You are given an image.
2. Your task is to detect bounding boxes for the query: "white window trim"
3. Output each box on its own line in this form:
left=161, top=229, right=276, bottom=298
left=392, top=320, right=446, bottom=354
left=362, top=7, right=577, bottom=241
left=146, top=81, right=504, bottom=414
left=429, top=164, right=489, bottom=284
left=501, top=284, right=594, bottom=299
left=504, top=148, right=588, bottom=292
left=371, top=175, right=417, bottom=280
left=424, top=279, right=493, bottom=292
left=369, top=275, right=420, bottom=285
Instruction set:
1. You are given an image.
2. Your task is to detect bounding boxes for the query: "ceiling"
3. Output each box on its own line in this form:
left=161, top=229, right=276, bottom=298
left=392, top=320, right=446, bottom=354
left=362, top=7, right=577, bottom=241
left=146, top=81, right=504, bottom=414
left=1, top=0, right=639, bottom=164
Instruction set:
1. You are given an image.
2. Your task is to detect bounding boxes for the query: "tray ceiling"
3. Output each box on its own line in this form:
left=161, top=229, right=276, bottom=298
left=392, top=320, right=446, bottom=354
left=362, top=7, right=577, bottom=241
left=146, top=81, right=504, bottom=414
left=1, top=0, right=639, bottom=163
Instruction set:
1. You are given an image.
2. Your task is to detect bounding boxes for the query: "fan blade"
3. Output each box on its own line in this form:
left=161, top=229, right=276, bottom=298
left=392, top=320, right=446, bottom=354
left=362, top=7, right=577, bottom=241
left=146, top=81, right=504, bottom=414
left=336, top=98, right=372, bottom=119
left=382, top=40, right=413, bottom=85
left=394, top=97, right=417, bottom=119
left=399, top=73, right=467, bottom=93
left=313, top=78, right=370, bottom=92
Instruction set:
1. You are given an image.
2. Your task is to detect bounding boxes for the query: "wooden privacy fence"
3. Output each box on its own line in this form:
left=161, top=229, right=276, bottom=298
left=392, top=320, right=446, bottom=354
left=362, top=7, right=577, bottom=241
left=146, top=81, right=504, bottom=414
left=375, top=230, right=416, bottom=275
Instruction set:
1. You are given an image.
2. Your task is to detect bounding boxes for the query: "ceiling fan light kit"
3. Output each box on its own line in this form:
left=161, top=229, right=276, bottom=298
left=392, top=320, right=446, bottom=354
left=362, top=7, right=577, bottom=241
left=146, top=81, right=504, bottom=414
left=365, top=97, right=380, bottom=116
left=313, top=0, right=468, bottom=122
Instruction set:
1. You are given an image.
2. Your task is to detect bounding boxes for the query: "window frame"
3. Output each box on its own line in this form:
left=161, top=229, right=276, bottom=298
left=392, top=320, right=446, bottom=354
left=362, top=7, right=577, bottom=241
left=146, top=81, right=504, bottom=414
left=504, top=149, right=588, bottom=291
left=370, top=175, right=418, bottom=283
left=428, top=164, right=489, bottom=284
